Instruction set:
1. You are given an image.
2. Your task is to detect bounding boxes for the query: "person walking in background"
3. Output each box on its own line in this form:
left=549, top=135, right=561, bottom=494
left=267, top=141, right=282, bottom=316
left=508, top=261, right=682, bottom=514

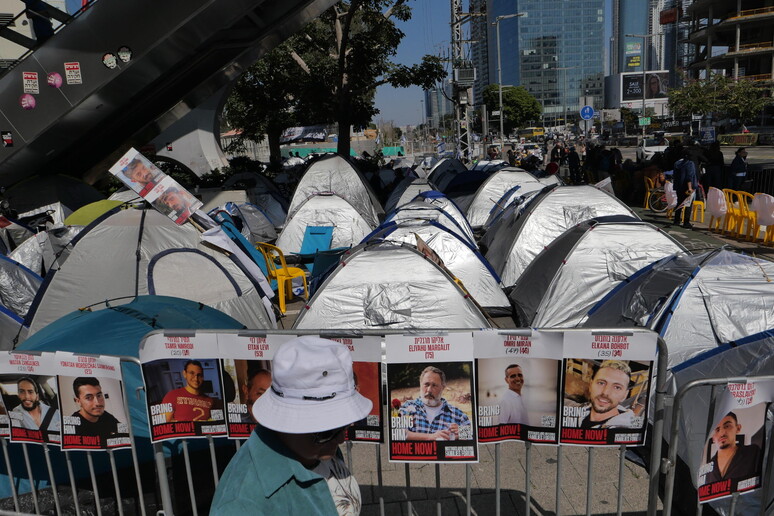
left=729, top=147, right=748, bottom=190
left=705, top=141, right=725, bottom=190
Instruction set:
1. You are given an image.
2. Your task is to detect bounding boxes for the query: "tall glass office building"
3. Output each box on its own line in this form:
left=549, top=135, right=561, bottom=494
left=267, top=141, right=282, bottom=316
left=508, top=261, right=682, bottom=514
left=487, top=0, right=605, bottom=128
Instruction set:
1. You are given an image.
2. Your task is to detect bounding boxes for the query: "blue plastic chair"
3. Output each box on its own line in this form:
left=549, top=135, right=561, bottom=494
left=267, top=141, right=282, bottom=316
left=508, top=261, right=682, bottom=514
left=299, top=226, right=334, bottom=273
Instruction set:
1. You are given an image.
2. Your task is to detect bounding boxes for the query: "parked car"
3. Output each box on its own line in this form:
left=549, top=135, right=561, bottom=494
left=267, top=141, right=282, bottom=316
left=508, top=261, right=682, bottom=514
left=636, top=137, right=669, bottom=162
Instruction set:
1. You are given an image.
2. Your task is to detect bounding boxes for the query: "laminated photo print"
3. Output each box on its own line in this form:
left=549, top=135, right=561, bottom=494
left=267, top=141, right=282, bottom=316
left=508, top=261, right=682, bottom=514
left=140, top=333, right=226, bottom=442
left=55, top=352, right=131, bottom=450
left=559, top=331, right=656, bottom=446
left=386, top=333, right=478, bottom=463
left=474, top=330, right=562, bottom=444
left=0, top=352, right=61, bottom=445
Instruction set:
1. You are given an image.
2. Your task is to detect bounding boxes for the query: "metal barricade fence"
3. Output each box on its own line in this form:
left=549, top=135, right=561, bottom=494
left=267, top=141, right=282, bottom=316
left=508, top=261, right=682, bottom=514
left=662, top=375, right=774, bottom=516
left=0, top=330, right=672, bottom=516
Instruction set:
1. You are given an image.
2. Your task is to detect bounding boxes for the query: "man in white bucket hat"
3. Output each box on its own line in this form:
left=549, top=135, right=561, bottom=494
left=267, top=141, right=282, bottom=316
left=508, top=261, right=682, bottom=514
left=211, top=336, right=373, bottom=515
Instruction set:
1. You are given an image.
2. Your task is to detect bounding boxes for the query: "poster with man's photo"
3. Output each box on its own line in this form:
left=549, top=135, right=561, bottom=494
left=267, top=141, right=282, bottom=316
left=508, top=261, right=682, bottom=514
left=109, top=148, right=202, bottom=225
left=0, top=352, right=61, bottom=445
left=696, top=380, right=774, bottom=503
left=474, top=330, right=562, bottom=444
left=55, top=352, right=131, bottom=451
left=559, top=331, right=656, bottom=446
left=139, top=332, right=226, bottom=442
left=217, top=333, right=294, bottom=439
left=327, top=336, right=384, bottom=443
left=385, top=332, right=478, bottom=463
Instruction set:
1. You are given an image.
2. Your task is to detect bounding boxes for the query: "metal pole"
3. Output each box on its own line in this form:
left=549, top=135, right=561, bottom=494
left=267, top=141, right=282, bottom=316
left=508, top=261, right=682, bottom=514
left=495, top=443, right=501, bottom=516
left=647, top=337, right=670, bottom=516
left=642, top=36, right=647, bottom=139
left=497, top=18, right=504, bottom=158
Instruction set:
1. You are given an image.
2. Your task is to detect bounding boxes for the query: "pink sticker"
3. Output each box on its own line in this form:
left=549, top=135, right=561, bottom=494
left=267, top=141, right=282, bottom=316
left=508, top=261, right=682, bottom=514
left=19, top=94, right=36, bottom=110
left=47, top=72, right=63, bottom=88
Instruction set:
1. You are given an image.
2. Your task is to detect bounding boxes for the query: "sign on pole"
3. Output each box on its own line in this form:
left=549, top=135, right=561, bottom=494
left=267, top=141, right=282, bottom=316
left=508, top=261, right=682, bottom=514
left=639, top=117, right=651, bottom=127
left=580, top=106, right=594, bottom=120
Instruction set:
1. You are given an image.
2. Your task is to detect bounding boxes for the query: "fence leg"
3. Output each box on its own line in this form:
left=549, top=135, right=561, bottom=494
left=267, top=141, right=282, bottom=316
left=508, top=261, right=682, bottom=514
left=86, top=451, right=102, bottom=516
left=375, top=444, right=384, bottom=516
left=555, top=447, right=562, bottom=516
left=525, top=442, right=532, bottom=516
left=108, top=449, right=124, bottom=516
left=182, top=440, right=198, bottom=516
left=153, top=443, right=174, bottom=516
left=64, top=451, right=81, bottom=516
left=404, top=463, right=411, bottom=516
left=465, top=464, right=471, bottom=516
left=21, top=444, right=40, bottom=514
left=1, top=438, right=19, bottom=513
left=435, top=463, right=441, bottom=516
left=586, top=447, right=594, bottom=516
left=207, top=435, right=218, bottom=489
left=616, top=444, right=625, bottom=516
left=495, top=443, right=501, bottom=516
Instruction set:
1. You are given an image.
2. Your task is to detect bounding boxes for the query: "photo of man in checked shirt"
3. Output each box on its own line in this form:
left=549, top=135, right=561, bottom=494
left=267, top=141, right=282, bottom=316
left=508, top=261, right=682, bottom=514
left=398, top=366, right=471, bottom=441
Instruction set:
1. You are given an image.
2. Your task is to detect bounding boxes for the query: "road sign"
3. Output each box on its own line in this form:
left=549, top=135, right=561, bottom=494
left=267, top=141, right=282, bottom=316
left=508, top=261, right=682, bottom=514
left=491, top=110, right=501, bottom=116
left=639, top=117, right=651, bottom=126
left=580, top=105, right=594, bottom=120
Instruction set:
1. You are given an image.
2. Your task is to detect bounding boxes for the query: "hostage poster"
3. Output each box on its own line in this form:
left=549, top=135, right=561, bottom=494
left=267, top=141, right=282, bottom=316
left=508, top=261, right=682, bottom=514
left=0, top=352, right=61, bottom=445
left=386, top=332, right=478, bottom=463
left=327, top=336, right=384, bottom=443
left=109, top=148, right=202, bottom=224
left=55, top=352, right=131, bottom=451
left=474, top=330, right=562, bottom=444
left=217, top=333, right=294, bottom=439
left=696, top=380, right=773, bottom=503
left=559, top=331, right=656, bottom=446
left=140, top=332, right=226, bottom=442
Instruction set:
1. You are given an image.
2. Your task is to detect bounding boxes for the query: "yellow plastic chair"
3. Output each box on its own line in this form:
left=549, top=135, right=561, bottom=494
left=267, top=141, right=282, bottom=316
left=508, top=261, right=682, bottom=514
left=736, top=191, right=757, bottom=240
left=691, top=187, right=705, bottom=223
left=257, top=242, right=309, bottom=314
left=644, top=176, right=655, bottom=209
left=722, top=189, right=741, bottom=235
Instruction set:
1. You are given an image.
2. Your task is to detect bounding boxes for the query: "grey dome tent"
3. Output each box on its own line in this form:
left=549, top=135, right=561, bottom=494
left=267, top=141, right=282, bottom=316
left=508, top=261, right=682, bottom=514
left=509, top=217, right=686, bottom=328
left=293, top=241, right=491, bottom=330
left=9, top=226, right=82, bottom=276
left=25, top=208, right=275, bottom=336
left=583, top=249, right=774, bottom=370
left=427, top=158, right=468, bottom=192
left=384, top=178, right=437, bottom=213
left=287, top=154, right=383, bottom=227
left=385, top=198, right=476, bottom=247
left=483, top=186, right=546, bottom=229
left=275, top=193, right=375, bottom=254
left=483, top=185, right=638, bottom=287
left=466, top=168, right=550, bottom=228
left=363, top=220, right=511, bottom=315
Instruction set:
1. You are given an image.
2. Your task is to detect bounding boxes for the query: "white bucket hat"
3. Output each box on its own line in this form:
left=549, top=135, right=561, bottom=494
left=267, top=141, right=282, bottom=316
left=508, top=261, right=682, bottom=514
left=253, top=336, right=373, bottom=434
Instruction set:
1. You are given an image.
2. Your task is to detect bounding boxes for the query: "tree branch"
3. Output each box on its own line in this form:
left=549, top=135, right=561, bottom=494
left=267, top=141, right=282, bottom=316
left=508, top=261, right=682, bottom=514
left=289, top=50, right=311, bottom=75
left=384, top=0, right=407, bottom=20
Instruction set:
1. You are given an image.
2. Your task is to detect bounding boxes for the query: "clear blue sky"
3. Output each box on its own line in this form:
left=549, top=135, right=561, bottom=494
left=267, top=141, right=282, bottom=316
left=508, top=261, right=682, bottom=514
left=374, top=0, right=450, bottom=128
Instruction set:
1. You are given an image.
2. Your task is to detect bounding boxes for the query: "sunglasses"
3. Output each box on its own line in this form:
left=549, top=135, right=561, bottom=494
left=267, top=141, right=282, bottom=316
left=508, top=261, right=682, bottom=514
left=313, top=425, right=348, bottom=444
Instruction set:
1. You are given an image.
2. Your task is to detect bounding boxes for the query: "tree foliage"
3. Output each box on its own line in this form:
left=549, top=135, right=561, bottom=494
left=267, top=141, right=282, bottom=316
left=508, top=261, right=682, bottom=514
left=224, top=1, right=446, bottom=164
left=668, top=74, right=772, bottom=124
left=482, top=84, right=542, bottom=135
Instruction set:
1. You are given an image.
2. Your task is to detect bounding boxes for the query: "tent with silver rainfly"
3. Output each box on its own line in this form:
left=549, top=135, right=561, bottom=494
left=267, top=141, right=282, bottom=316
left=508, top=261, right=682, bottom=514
left=362, top=220, right=512, bottom=315
left=466, top=168, right=555, bottom=228
left=293, top=241, right=491, bottom=330
left=509, top=216, right=686, bottom=328
left=24, top=207, right=275, bottom=338
left=482, top=185, right=638, bottom=287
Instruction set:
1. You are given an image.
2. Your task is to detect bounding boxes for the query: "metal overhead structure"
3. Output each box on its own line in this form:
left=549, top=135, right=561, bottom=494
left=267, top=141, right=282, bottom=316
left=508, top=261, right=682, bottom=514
left=450, top=0, right=480, bottom=161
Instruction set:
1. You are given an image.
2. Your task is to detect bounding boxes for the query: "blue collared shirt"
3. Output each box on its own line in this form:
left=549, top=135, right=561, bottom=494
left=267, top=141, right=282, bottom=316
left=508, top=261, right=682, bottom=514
left=210, top=425, right=338, bottom=515
left=399, top=398, right=471, bottom=434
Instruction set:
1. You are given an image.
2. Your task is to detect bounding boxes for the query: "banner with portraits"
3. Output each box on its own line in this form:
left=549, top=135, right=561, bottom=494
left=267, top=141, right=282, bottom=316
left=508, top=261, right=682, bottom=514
left=140, top=333, right=227, bottom=442
left=218, top=333, right=294, bottom=439
left=109, top=148, right=202, bottom=225
left=0, top=352, right=61, bottom=445
left=328, top=336, right=384, bottom=443
left=697, top=380, right=773, bottom=503
left=55, top=352, right=131, bottom=450
left=474, top=330, right=562, bottom=445
left=386, top=332, right=478, bottom=463
left=559, top=332, right=656, bottom=446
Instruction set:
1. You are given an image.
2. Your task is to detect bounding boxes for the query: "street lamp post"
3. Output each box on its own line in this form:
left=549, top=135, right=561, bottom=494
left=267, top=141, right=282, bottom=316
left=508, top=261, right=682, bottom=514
left=493, top=12, right=525, bottom=159
left=626, top=33, right=662, bottom=138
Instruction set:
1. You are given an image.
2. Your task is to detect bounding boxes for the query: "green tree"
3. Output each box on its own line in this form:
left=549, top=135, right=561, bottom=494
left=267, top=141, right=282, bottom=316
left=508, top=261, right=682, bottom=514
left=291, top=1, right=446, bottom=157
left=482, top=84, right=542, bottom=135
left=669, top=73, right=772, bottom=124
